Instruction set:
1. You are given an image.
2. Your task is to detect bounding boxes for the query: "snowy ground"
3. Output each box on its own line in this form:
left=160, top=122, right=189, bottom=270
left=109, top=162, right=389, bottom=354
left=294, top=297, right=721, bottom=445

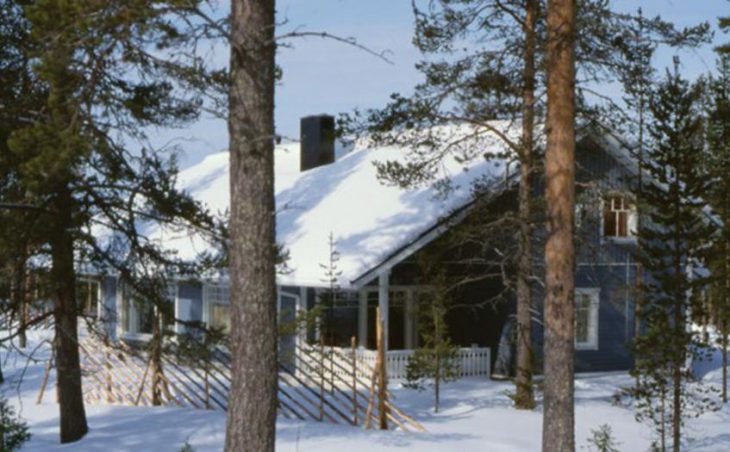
left=3, top=330, right=729, bottom=451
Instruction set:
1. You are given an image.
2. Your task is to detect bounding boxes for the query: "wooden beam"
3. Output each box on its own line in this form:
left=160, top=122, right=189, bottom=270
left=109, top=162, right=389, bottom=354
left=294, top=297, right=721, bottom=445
left=378, top=272, right=389, bottom=352
left=358, top=290, right=368, bottom=348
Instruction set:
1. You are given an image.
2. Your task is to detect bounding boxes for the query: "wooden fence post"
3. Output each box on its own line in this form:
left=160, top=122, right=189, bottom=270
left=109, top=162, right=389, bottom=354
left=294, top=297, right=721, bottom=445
left=135, top=356, right=152, bottom=406
left=319, top=336, right=325, bottom=421
left=105, top=348, right=113, bottom=403
left=36, top=353, right=54, bottom=404
left=351, top=336, right=358, bottom=425
left=204, top=360, right=210, bottom=410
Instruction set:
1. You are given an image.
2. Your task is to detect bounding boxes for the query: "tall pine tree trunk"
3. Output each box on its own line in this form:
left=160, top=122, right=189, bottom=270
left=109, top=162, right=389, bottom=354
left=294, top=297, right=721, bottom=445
left=515, top=0, right=538, bottom=410
left=722, top=317, right=728, bottom=403
left=672, top=182, right=683, bottom=452
left=224, top=1, right=278, bottom=450
left=20, top=261, right=30, bottom=349
left=724, top=242, right=730, bottom=403
left=11, top=254, right=26, bottom=348
left=50, top=186, right=88, bottom=443
left=435, top=304, right=441, bottom=413
left=542, top=0, right=576, bottom=451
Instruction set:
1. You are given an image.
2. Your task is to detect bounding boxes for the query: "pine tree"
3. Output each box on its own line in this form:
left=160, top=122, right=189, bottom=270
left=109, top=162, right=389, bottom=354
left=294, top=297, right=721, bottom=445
left=542, top=1, right=576, bottom=450
left=633, top=60, right=718, bottom=452
left=0, top=0, right=46, bottom=353
left=0, top=396, right=31, bottom=452
left=705, top=54, right=730, bottom=404
left=319, top=233, right=343, bottom=346
left=3, top=1, right=222, bottom=443
left=405, top=254, right=460, bottom=413
left=224, top=0, right=278, bottom=450
left=614, top=10, right=656, bottom=359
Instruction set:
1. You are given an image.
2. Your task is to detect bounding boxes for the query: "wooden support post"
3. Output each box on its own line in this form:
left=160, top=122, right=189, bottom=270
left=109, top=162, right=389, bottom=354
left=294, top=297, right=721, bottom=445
left=36, top=354, right=54, bottom=404
left=204, top=361, right=210, bottom=410
left=319, top=336, right=325, bottom=421
left=87, top=279, right=93, bottom=315
left=364, top=365, right=377, bottom=429
left=377, top=307, right=388, bottom=430
left=351, top=336, right=358, bottom=425
left=135, top=356, right=152, bottom=406
left=105, top=349, right=113, bottom=403
left=358, top=290, right=368, bottom=349
left=378, top=272, right=390, bottom=352
left=329, top=344, right=335, bottom=395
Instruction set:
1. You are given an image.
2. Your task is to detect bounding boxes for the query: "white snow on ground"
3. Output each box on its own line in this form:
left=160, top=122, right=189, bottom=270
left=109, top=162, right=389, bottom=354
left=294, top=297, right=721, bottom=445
left=148, top=123, right=520, bottom=288
left=3, top=330, right=730, bottom=451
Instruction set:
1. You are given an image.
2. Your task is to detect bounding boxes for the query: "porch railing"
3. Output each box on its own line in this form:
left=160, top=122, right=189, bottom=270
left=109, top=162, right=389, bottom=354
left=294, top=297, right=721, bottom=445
left=307, top=345, right=491, bottom=380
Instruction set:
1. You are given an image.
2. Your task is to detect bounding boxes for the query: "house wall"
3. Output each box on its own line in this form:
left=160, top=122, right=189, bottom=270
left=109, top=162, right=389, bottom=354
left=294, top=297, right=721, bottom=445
left=377, top=136, right=642, bottom=373
left=573, top=136, right=639, bottom=371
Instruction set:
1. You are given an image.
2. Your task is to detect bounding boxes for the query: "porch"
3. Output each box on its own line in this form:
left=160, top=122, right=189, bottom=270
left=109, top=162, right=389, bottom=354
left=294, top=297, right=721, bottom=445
left=319, top=270, right=494, bottom=379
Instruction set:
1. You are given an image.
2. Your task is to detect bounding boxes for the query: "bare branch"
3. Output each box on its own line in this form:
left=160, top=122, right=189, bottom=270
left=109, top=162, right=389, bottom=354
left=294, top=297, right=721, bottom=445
left=276, top=30, right=394, bottom=65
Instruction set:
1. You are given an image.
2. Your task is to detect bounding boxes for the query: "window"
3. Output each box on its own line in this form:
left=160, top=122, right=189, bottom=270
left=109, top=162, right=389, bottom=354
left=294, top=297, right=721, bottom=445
left=204, top=284, right=230, bottom=334
left=76, top=279, right=100, bottom=317
left=316, top=290, right=358, bottom=347
left=119, top=283, right=176, bottom=336
left=575, top=288, right=599, bottom=350
left=603, top=194, right=636, bottom=239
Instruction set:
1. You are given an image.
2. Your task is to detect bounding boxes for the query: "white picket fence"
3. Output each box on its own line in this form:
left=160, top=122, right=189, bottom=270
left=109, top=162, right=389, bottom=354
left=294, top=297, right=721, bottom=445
left=302, top=345, right=491, bottom=380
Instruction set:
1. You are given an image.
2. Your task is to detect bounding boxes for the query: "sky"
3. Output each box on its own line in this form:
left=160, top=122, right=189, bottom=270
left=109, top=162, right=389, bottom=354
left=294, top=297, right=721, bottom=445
left=153, top=0, right=729, bottom=169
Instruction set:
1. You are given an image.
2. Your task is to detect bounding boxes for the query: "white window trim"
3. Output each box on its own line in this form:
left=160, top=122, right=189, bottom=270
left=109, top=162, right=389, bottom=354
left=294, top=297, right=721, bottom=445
left=575, top=288, right=600, bottom=351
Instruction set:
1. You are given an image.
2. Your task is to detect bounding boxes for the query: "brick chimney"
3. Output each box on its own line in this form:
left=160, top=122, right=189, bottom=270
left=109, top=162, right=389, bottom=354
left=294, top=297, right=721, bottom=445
left=300, top=114, right=335, bottom=172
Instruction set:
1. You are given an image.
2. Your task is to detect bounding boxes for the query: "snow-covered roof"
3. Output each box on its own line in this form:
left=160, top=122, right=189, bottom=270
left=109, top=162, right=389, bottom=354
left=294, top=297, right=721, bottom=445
left=150, top=123, right=521, bottom=288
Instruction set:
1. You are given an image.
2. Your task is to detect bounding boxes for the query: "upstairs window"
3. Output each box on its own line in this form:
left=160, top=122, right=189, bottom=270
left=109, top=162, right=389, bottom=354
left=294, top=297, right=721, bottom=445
left=603, top=194, right=636, bottom=239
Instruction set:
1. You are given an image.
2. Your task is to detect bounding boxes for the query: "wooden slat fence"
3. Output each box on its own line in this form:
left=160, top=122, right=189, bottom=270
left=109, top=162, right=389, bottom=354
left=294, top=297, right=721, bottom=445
left=68, top=336, right=424, bottom=432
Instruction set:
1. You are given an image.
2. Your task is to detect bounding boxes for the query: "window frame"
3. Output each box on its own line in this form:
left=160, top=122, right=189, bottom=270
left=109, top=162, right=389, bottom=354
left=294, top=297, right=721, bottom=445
left=575, top=287, right=600, bottom=351
left=203, top=283, right=231, bottom=334
left=118, top=282, right=177, bottom=341
left=600, top=192, right=638, bottom=242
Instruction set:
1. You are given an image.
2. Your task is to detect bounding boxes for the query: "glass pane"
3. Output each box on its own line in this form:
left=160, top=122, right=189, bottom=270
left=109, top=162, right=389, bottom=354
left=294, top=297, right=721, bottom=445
left=603, top=208, right=616, bottom=236
left=210, top=304, right=231, bottom=334
left=121, top=295, right=130, bottom=332
left=575, top=294, right=590, bottom=344
left=618, top=212, right=628, bottom=236
left=138, top=300, right=155, bottom=334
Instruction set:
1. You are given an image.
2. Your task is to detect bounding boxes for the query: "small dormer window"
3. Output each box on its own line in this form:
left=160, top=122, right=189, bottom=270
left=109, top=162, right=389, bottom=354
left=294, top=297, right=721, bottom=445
left=603, top=194, right=636, bottom=239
